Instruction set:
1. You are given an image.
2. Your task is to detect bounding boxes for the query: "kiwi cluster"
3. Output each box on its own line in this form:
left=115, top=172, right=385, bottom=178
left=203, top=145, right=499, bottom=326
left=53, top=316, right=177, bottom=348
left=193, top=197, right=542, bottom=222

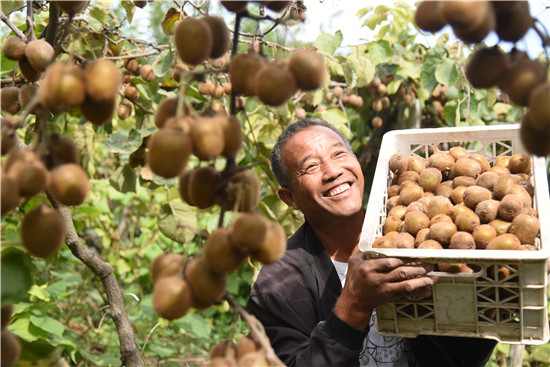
left=206, top=335, right=270, bottom=367
left=375, top=149, right=541, bottom=273
left=151, top=212, right=286, bottom=321
left=221, top=1, right=292, bottom=14
left=1, top=304, right=20, bottom=367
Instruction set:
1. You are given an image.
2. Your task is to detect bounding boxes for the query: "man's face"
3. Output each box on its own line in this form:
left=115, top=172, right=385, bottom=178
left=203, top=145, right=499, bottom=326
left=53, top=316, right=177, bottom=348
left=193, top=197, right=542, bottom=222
left=278, top=125, right=364, bottom=225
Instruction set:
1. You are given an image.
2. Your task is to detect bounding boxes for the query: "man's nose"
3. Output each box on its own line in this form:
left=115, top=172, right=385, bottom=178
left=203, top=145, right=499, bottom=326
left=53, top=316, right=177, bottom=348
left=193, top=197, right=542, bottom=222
left=322, top=159, right=343, bottom=181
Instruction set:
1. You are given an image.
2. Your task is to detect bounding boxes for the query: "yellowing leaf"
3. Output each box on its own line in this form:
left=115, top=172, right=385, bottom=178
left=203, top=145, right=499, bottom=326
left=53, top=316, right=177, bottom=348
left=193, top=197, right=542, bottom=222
left=161, top=8, right=180, bottom=36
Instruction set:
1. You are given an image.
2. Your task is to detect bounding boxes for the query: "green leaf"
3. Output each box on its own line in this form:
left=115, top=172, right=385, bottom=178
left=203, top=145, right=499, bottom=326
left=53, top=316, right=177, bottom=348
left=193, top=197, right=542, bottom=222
left=531, top=343, right=550, bottom=363
left=28, top=284, right=50, bottom=302
left=420, top=45, right=447, bottom=94
left=29, top=313, right=64, bottom=337
left=435, top=58, right=460, bottom=86
left=368, top=40, right=393, bottom=65
left=1, top=247, right=33, bottom=306
left=387, top=79, right=403, bottom=95
left=121, top=0, right=135, bottom=24
left=175, top=313, right=212, bottom=339
left=356, top=56, right=374, bottom=87
left=315, top=30, right=343, bottom=56
left=443, top=100, right=458, bottom=126
left=153, top=49, right=173, bottom=78
left=147, top=342, right=174, bottom=358
left=362, top=13, right=383, bottom=30
left=157, top=201, right=197, bottom=243
left=1, top=1, right=23, bottom=14
left=355, top=6, right=373, bottom=19
left=109, top=164, right=137, bottom=193
left=8, top=317, right=38, bottom=342
left=104, top=129, right=143, bottom=154
left=486, top=87, right=498, bottom=107
left=320, top=109, right=350, bottom=140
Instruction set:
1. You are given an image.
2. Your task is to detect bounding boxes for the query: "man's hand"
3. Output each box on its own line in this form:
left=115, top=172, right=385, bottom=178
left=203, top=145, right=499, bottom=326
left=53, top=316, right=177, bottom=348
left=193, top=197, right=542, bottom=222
left=334, top=252, right=439, bottom=330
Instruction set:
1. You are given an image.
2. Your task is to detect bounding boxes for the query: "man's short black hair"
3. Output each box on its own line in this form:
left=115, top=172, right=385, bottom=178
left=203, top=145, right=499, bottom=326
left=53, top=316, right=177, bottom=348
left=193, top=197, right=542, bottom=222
left=270, top=118, right=353, bottom=188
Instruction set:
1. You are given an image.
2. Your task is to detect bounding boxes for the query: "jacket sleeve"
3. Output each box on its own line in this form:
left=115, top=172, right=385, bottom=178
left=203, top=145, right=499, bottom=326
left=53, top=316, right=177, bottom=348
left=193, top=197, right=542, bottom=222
left=249, top=292, right=368, bottom=367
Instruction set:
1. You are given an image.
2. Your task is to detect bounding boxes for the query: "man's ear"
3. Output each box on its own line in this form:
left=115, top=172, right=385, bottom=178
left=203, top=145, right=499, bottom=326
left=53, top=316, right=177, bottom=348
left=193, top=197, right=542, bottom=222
left=277, top=187, right=299, bottom=210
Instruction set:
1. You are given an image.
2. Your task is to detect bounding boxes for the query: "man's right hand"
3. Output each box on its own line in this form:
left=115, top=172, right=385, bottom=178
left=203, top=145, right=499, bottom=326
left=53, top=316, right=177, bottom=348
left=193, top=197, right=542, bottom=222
left=333, top=252, right=438, bottom=330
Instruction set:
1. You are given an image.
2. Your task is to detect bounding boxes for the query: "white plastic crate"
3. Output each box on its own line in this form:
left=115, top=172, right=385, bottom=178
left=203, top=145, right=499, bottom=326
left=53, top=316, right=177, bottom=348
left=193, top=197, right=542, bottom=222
left=359, top=124, right=550, bottom=345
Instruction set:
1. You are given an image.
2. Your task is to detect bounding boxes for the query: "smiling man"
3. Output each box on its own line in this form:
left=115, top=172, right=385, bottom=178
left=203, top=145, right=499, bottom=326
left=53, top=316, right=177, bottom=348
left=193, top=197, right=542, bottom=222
left=248, top=118, right=497, bottom=367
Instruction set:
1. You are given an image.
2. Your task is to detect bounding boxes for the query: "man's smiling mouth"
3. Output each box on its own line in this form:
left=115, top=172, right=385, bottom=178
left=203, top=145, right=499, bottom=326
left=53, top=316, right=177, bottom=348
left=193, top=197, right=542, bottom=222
left=327, top=183, right=351, bottom=197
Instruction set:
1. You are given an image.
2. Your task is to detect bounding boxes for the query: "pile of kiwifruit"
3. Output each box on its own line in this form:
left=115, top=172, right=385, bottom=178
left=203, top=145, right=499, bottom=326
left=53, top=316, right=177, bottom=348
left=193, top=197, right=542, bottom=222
left=206, top=335, right=271, bottom=367
left=2, top=305, right=19, bottom=367
left=415, top=0, right=550, bottom=156
left=151, top=212, right=286, bottom=321
left=374, top=148, right=541, bottom=273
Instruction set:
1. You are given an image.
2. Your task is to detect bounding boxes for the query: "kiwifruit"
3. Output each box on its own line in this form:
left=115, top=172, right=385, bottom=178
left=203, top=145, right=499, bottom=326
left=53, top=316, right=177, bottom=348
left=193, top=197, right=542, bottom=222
left=117, top=98, right=133, bottom=120
left=490, top=166, right=511, bottom=175
left=199, top=16, right=230, bottom=59
left=415, top=1, right=446, bottom=32
left=509, top=213, right=540, bottom=245
left=24, top=39, right=54, bottom=72
left=450, top=185, right=467, bottom=205
left=123, top=84, right=140, bottom=100
left=388, top=184, right=400, bottom=198
left=520, top=112, right=550, bottom=157
left=152, top=276, right=193, bottom=320
left=1, top=305, right=13, bottom=331
left=124, top=58, right=140, bottom=75
left=1, top=175, right=19, bottom=216
left=48, top=163, right=89, bottom=206
left=494, top=155, right=511, bottom=168
left=495, top=0, right=532, bottom=42
left=210, top=84, right=224, bottom=99
left=406, top=201, right=427, bottom=215
left=229, top=52, right=267, bottom=96
left=386, top=231, right=399, bottom=241
left=174, top=17, right=213, bottom=65
left=486, top=233, right=521, bottom=250
left=418, top=167, right=442, bottom=193
left=146, top=127, right=192, bottom=178
left=205, top=227, right=247, bottom=272
left=81, top=94, right=116, bottom=125
left=466, top=46, right=508, bottom=89
left=255, top=61, right=297, bottom=106
left=449, top=231, right=475, bottom=250
left=407, top=156, right=426, bottom=174
left=18, top=56, right=42, bottom=82
left=372, top=236, right=396, bottom=248
left=430, top=214, right=453, bottom=226
left=435, top=182, right=453, bottom=198
left=415, top=228, right=430, bottom=248
left=476, top=171, right=499, bottom=191
left=178, top=169, right=194, bottom=205
left=423, top=192, right=434, bottom=199
left=383, top=215, right=402, bottom=235
left=453, top=158, right=481, bottom=178
left=45, top=134, right=79, bottom=167
left=451, top=5, right=495, bottom=44
left=221, top=1, right=248, bottom=13
left=453, top=176, right=476, bottom=188
left=222, top=82, right=232, bottom=95
left=211, top=340, right=237, bottom=360
left=154, top=98, right=179, bottom=128
left=475, top=199, right=500, bottom=223
left=389, top=153, right=409, bottom=175
left=1, top=330, right=21, bottom=367
left=448, top=147, right=469, bottom=161
left=521, top=207, right=538, bottom=217
left=236, top=335, right=258, bottom=360
left=238, top=351, right=269, bottom=367
left=250, top=220, right=286, bottom=264
left=85, top=59, right=122, bottom=102
left=429, top=221, right=457, bottom=247
left=2, top=35, right=26, bottom=61
left=493, top=174, right=519, bottom=199
left=428, top=152, right=454, bottom=177
left=1, top=117, right=17, bottom=155
left=388, top=205, right=407, bottom=220
left=187, top=166, right=223, bottom=209
left=397, top=171, right=420, bottom=185
left=426, top=196, right=452, bottom=219
left=462, top=185, right=492, bottom=210
left=185, top=256, right=227, bottom=308
left=489, top=219, right=512, bottom=236
left=220, top=115, right=243, bottom=157
left=386, top=196, right=401, bottom=212
left=441, top=1, right=490, bottom=31
left=18, top=84, right=39, bottom=114
left=498, top=194, right=523, bottom=222
left=418, top=239, right=443, bottom=249
left=520, top=244, right=538, bottom=251
left=53, top=0, right=89, bottom=14
left=399, top=185, right=424, bottom=206
left=231, top=213, right=268, bottom=253
left=528, top=82, right=550, bottom=130
left=1, top=87, right=21, bottom=115
left=39, top=62, right=86, bottom=112
left=449, top=203, right=473, bottom=222
left=505, top=184, right=532, bottom=208
left=21, top=204, right=66, bottom=258
left=151, top=252, right=185, bottom=283
left=7, top=153, right=50, bottom=197
left=403, top=210, right=430, bottom=236
left=438, top=263, right=474, bottom=273
left=400, top=180, right=418, bottom=191
left=191, top=116, right=225, bottom=160
left=469, top=154, right=490, bottom=173
left=225, top=169, right=260, bottom=212
left=473, top=224, right=497, bottom=249
left=265, top=1, right=291, bottom=11
left=455, top=211, right=480, bottom=233
left=515, top=178, right=534, bottom=198
left=395, top=232, right=415, bottom=249
left=508, top=153, right=531, bottom=174
left=288, top=48, right=326, bottom=91
left=210, top=52, right=230, bottom=69
left=499, top=58, right=546, bottom=106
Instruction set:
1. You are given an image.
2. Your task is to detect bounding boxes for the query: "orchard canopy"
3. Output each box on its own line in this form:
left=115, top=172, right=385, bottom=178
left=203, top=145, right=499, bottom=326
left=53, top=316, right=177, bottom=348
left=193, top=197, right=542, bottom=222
left=1, top=1, right=549, bottom=367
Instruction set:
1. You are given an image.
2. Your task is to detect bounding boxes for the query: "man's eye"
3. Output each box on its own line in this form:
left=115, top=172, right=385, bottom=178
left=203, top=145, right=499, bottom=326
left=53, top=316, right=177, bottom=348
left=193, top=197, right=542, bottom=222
left=305, top=164, right=319, bottom=173
left=334, top=151, right=347, bottom=158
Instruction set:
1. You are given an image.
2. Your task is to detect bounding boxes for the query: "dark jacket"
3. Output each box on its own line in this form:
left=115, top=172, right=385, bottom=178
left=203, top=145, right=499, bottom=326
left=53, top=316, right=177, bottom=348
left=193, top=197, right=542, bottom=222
left=249, top=222, right=497, bottom=367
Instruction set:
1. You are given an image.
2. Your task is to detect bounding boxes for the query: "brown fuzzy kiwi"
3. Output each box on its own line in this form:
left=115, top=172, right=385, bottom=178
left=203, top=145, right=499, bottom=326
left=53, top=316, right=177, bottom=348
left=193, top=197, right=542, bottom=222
left=205, top=227, right=247, bottom=272
left=453, top=158, right=481, bottom=178
left=397, top=171, right=420, bottom=185
left=406, top=201, right=427, bottom=215
left=466, top=47, right=509, bottom=89
left=210, top=340, right=237, bottom=360
left=476, top=171, right=499, bottom=191
left=449, top=147, right=470, bottom=161
left=250, top=220, right=287, bottom=264
left=174, top=17, right=213, bottom=65
left=428, top=152, right=455, bottom=177
left=40, top=62, right=86, bottom=113
left=450, top=185, right=467, bottom=205
left=509, top=213, right=540, bottom=245
left=151, top=252, right=185, bottom=283
left=231, top=213, right=268, bottom=253
left=486, top=234, right=521, bottom=250
left=455, top=211, right=480, bottom=233
left=407, top=156, right=426, bottom=174
left=124, top=58, right=140, bottom=75
left=21, top=204, right=66, bottom=258
left=154, top=98, right=180, bottom=128
left=495, top=156, right=512, bottom=169
left=403, top=210, right=430, bottom=236
left=394, top=232, right=415, bottom=249
left=19, top=84, right=39, bottom=114
left=414, top=1, right=446, bottom=32
left=528, top=82, right=550, bottom=130
left=18, top=56, right=42, bottom=82
left=437, top=263, right=474, bottom=273
left=489, top=219, right=512, bottom=236
left=2, top=35, right=26, bottom=61
left=470, top=154, right=490, bottom=172
left=499, top=58, right=546, bottom=106
left=520, top=112, right=550, bottom=157
left=490, top=166, right=511, bottom=175
left=505, top=184, right=532, bottom=208
left=152, top=276, right=193, bottom=320
left=515, top=177, right=534, bottom=197
left=449, top=203, right=473, bottom=222
left=453, top=176, right=476, bottom=188
left=220, top=115, right=243, bottom=157
left=462, top=185, right=492, bottom=210
left=147, top=127, right=192, bottom=178
left=187, top=166, right=222, bottom=209
left=1, top=87, right=21, bottom=115
left=2, top=304, right=14, bottom=331
left=386, top=196, right=401, bottom=212
left=1, top=117, right=17, bottom=155
left=383, top=215, right=402, bottom=235
left=85, top=59, right=122, bottom=102
left=221, top=1, right=248, bottom=13
left=441, top=1, right=491, bottom=32
left=508, top=153, right=531, bottom=174
left=418, top=167, right=442, bottom=192
left=451, top=6, right=495, bottom=44
left=429, top=221, right=457, bottom=247
left=191, top=116, right=225, bottom=160
left=493, top=174, right=520, bottom=199
left=435, top=182, right=453, bottom=198
left=418, top=239, right=443, bottom=249
left=475, top=199, right=500, bottom=223
left=6, top=150, right=50, bottom=197
left=24, top=39, right=54, bottom=72
left=201, top=16, right=230, bottom=59
left=389, top=153, right=409, bottom=175
left=48, top=163, right=89, bottom=206
left=388, top=205, right=407, bottom=220
left=225, top=169, right=260, bottom=212
left=388, top=184, right=400, bottom=198
left=415, top=228, right=430, bottom=248
left=521, top=207, right=538, bottom=217
left=399, top=185, right=424, bottom=206
left=45, top=134, right=79, bottom=167
left=520, top=244, right=538, bottom=251
left=289, top=48, right=326, bottom=91
left=372, top=236, right=396, bottom=248
left=265, top=1, right=291, bottom=11
left=495, top=0, right=532, bottom=42
left=81, top=94, right=116, bottom=125
left=1, top=175, right=20, bottom=216
left=117, top=99, right=133, bottom=120
left=236, top=335, right=258, bottom=360
left=430, top=214, right=453, bottom=226
left=1, top=330, right=21, bottom=367
left=473, top=224, right=497, bottom=249
left=185, top=256, right=226, bottom=309
left=498, top=194, right=524, bottom=222
left=229, top=52, right=267, bottom=96
left=385, top=231, right=399, bottom=241
left=449, top=231, right=476, bottom=249
left=53, top=1, right=89, bottom=15
left=426, top=195, right=452, bottom=219
left=400, top=180, right=418, bottom=191
left=199, top=80, right=215, bottom=96
left=255, top=61, right=297, bottom=106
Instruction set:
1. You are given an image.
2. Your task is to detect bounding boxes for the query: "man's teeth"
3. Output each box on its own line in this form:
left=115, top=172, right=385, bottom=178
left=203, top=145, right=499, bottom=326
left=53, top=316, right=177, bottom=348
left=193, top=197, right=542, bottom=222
left=328, top=183, right=350, bottom=197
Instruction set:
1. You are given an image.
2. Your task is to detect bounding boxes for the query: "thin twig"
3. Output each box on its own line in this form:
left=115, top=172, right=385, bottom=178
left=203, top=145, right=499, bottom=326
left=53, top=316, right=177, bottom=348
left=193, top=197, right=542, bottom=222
left=118, top=91, right=154, bottom=115
left=459, top=64, right=471, bottom=124
left=105, top=48, right=165, bottom=60
left=239, top=38, right=294, bottom=52
left=25, top=0, right=35, bottom=42
left=0, top=11, right=27, bottom=40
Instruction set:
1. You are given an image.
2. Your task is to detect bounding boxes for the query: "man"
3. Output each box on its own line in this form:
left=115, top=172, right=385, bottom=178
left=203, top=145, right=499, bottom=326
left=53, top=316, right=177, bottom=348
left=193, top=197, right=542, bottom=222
left=248, top=118, right=497, bottom=366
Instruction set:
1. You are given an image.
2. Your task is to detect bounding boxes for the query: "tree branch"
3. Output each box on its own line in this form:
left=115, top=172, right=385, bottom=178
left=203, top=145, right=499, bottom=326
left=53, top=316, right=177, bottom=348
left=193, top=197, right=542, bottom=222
left=0, top=11, right=26, bottom=40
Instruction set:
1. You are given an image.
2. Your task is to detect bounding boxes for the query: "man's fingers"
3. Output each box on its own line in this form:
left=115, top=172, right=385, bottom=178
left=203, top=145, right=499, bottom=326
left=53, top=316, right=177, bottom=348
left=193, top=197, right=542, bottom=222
left=390, top=276, right=436, bottom=299
left=387, top=264, right=431, bottom=282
